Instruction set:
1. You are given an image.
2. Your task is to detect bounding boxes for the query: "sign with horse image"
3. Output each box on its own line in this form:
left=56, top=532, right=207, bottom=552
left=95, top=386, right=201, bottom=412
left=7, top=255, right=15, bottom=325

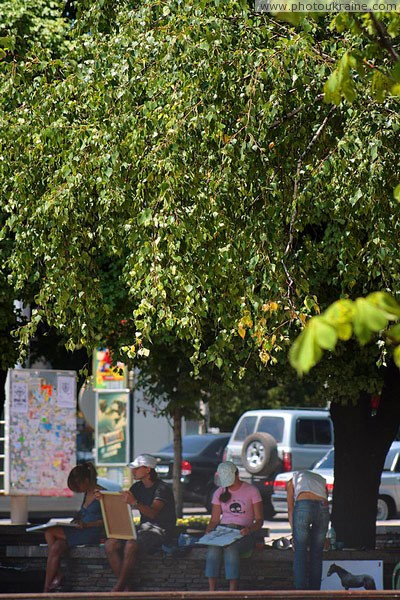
left=321, top=560, right=383, bottom=590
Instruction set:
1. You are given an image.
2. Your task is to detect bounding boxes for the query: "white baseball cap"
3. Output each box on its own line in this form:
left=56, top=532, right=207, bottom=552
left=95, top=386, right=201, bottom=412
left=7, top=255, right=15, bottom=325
left=128, top=454, right=157, bottom=469
left=214, top=461, right=237, bottom=487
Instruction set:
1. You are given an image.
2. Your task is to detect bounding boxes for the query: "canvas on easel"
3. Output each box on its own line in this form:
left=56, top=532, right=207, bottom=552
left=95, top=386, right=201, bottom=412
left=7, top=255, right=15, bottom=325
left=100, top=492, right=137, bottom=540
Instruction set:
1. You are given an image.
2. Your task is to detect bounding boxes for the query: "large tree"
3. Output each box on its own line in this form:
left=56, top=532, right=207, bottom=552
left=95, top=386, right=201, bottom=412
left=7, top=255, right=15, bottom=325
left=1, top=0, right=399, bottom=544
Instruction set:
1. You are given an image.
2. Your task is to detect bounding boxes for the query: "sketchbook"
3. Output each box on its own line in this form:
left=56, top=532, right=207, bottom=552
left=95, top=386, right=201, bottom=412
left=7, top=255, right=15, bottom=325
left=197, top=525, right=243, bottom=547
left=26, top=519, right=76, bottom=532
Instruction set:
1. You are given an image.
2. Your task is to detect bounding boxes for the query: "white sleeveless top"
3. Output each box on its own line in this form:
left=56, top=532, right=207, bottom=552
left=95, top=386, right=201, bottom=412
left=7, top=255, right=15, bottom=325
left=292, top=470, right=327, bottom=501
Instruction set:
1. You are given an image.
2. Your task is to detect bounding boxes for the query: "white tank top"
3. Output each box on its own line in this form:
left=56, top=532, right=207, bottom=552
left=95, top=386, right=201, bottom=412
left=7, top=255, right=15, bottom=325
left=292, top=470, right=327, bottom=501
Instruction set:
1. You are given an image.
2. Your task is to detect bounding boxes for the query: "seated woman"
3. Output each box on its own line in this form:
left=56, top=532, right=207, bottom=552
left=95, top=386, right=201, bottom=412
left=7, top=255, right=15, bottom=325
left=43, top=462, right=105, bottom=592
left=205, top=461, right=263, bottom=592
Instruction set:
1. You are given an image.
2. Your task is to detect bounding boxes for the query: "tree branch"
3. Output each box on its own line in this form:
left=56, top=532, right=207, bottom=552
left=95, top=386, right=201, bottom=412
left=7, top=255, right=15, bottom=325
left=282, top=106, right=336, bottom=300
left=369, top=13, right=399, bottom=63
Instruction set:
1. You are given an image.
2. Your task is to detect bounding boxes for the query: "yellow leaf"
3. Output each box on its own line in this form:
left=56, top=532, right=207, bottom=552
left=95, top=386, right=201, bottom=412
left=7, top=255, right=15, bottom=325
left=259, top=350, right=270, bottom=364
left=262, top=301, right=279, bottom=313
left=238, top=323, right=246, bottom=339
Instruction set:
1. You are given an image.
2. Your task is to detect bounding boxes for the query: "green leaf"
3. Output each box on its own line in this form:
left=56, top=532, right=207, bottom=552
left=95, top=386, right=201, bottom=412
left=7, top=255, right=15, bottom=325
left=394, top=346, right=400, bottom=369
left=138, top=208, right=152, bottom=226
left=394, top=184, right=400, bottom=202
left=289, top=323, right=323, bottom=376
left=387, top=323, right=400, bottom=344
left=323, top=299, right=354, bottom=340
left=0, top=36, right=14, bottom=49
left=367, top=292, right=400, bottom=320
left=313, top=317, right=338, bottom=350
left=353, top=297, right=388, bottom=345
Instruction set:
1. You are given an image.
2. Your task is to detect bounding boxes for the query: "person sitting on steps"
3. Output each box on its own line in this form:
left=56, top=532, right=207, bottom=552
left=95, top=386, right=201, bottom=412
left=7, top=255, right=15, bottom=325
left=43, top=462, right=105, bottom=593
left=96, top=453, right=176, bottom=592
left=205, top=461, right=264, bottom=592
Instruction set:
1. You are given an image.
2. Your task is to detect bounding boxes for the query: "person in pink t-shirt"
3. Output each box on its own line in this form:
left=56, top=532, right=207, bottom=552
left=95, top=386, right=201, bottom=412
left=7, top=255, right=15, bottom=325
left=205, top=461, right=263, bottom=591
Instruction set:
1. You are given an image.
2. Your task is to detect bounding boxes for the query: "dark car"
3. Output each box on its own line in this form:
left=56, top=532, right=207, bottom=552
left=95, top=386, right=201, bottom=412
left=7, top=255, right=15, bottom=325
left=153, top=433, right=231, bottom=511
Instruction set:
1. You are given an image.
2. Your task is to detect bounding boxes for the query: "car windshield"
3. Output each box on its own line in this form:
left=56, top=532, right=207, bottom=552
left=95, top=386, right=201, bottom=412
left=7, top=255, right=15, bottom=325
left=157, top=436, right=220, bottom=454
left=313, top=449, right=334, bottom=469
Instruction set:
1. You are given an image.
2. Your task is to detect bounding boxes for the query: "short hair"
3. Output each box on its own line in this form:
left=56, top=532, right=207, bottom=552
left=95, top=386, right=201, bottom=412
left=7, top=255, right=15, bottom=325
left=67, top=462, right=97, bottom=492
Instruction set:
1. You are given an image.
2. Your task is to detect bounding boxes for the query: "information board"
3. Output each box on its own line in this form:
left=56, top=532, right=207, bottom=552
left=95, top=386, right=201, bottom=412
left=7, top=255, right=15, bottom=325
left=5, top=368, right=77, bottom=496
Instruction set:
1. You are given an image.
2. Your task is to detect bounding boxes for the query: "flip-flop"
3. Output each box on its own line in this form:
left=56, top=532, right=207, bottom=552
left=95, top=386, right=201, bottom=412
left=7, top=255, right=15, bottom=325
left=48, top=574, right=65, bottom=591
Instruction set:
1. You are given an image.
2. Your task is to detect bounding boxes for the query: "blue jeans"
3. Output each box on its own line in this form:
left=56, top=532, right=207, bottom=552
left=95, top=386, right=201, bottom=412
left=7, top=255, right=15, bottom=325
left=293, top=499, right=329, bottom=590
left=205, top=533, right=255, bottom=581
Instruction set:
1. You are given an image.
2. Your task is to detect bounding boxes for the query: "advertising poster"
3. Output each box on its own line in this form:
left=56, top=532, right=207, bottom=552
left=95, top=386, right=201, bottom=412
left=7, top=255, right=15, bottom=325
left=93, top=348, right=128, bottom=390
left=5, top=369, right=77, bottom=496
left=95, top=390, right=129, bottom=466
left=322, top=560, right=383, bottom=590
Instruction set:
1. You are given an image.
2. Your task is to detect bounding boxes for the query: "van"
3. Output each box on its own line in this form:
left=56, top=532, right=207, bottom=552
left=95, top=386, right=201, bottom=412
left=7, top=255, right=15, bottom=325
left=224, top=408, right=333, bottom=517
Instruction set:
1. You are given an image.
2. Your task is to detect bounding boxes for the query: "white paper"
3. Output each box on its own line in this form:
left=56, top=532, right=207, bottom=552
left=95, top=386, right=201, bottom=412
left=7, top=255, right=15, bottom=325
left=57, top=376, right=75, bottom=408
left=11, top=382, right=29, bottom=414
left=197, top=525, right=243, bottom=547
left=26, top=519, right=75, bottom=532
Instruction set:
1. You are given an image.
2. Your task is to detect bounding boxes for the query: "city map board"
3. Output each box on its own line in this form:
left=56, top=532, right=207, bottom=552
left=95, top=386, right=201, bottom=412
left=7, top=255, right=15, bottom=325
left=5, top=369, right=77, bottom=496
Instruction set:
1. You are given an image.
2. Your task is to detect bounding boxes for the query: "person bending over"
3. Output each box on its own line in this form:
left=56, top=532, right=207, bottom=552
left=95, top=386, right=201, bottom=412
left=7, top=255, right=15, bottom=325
left=287, top=470, right=329, bottom=590
left=98, top=453, right=176, bottom=592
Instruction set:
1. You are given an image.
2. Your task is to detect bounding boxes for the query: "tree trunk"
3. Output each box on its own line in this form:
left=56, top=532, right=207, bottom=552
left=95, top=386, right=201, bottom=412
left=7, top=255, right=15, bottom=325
left=0, top=370, right=7, bottom=417
left=331, top=361, right=400, bottom=549
left=172, top=406, right=183, bottom=518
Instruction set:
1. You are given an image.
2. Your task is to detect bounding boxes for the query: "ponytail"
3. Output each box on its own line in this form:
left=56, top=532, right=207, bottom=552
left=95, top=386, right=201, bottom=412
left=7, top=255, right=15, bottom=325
left=219, top=487, right=231, bottom=503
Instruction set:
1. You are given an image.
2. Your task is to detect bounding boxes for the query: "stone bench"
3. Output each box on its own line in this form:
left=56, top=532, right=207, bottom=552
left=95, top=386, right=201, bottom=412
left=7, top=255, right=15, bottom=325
left=3, top=544, right=400, bottom=593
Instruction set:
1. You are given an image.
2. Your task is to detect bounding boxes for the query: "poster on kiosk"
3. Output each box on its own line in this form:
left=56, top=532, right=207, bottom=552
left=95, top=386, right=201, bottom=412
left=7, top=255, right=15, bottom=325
left=94, top=349, right=129, bottom=467
left=4, top=369, right=77, bottom=497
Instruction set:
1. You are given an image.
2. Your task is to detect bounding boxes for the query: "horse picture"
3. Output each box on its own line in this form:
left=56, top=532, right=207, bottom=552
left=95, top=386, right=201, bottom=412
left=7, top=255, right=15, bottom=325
left=327, top=563, right=377, bottom=590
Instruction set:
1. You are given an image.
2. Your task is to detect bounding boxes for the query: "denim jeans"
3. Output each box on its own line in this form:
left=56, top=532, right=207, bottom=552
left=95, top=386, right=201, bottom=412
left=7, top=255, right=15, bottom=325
left=293, top=499, right=329, bottom=590
left=205, top=533, right=255, bottom=581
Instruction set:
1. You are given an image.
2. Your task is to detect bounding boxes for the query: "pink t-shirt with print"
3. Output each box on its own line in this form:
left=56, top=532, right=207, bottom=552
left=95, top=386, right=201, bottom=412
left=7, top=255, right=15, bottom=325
left=212, top=481, right=262, bottom=527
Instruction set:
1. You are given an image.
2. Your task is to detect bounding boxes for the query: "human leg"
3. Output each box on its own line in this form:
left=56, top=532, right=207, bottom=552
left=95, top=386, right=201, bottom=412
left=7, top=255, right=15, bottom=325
left=205, top=545, right=223, bottom=591
left=293, top=501, right=313, bottom=589
left=43, top=528, right=68, bottom=593
left=104, top=538, right=125, bottom=578
left=111, top=540, right=138, bottom=591
left=309, top=503, right=330, bottom=590
left=223, top=534, right=254, bottom=590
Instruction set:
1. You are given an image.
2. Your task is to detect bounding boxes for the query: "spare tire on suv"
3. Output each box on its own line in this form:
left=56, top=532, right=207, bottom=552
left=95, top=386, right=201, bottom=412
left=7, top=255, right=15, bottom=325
left=241, top=432, right=280, bottom=477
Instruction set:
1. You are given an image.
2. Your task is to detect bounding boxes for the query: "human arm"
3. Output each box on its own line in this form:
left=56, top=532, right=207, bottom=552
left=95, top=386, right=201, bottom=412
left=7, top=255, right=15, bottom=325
left=240, top=501, right=263, bottom=536
left=206, top=503, right=222, bottom=533
left=287, top=479, right=294, bottom=530
left=73, top=518, right=103, bottom=529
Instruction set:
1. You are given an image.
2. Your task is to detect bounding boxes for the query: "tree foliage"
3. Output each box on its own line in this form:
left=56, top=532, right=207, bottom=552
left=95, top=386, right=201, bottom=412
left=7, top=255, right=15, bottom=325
left=0, top=0, right=398, bottom=406
left=290, top=292, right=400, bottom=376
left=275, top=10, right=400, bottom=103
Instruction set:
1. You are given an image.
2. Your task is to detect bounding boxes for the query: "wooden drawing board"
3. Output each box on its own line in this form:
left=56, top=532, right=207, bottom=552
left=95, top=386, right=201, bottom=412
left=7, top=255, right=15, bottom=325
left=100, top=492, right=137, bottom=540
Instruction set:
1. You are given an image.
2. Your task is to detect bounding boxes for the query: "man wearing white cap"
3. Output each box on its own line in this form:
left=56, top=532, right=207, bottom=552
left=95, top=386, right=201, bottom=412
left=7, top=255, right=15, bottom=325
left=102, top=453, right=176, bottom=591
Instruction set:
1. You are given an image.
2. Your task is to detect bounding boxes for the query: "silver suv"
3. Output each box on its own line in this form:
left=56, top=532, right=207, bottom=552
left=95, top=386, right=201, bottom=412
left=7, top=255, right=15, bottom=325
left=225, top=408, right=333, bottom=517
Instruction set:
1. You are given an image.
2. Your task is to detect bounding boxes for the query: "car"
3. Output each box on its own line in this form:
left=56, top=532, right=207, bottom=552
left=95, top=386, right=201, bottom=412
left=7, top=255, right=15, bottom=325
left=272, top=442, right=400, bottom=520
left=153, top=433, right=231, bottom=511
left=224, top=408, right=334, bottom=517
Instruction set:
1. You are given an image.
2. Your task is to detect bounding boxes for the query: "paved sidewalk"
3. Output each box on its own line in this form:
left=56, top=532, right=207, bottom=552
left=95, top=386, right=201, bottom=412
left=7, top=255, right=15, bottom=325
left=0, top=591, right=400, bottom=599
